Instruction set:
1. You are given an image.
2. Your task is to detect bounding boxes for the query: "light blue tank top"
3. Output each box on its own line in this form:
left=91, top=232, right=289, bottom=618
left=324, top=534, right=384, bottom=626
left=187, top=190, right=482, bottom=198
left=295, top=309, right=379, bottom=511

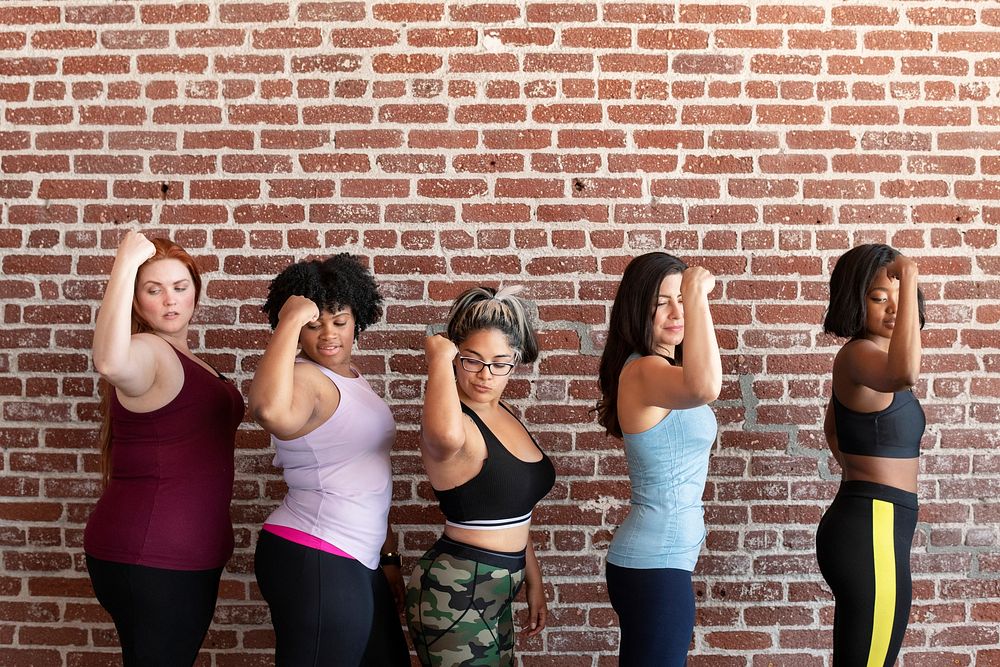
left=607, top=357, right=718, bottom=571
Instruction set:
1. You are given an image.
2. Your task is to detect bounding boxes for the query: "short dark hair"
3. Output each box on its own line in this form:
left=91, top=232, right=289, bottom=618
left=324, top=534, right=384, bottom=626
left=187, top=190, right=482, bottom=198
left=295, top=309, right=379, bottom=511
left=596, top=252, right=688, bottom=438
left=262, top=253, right=382, bottom=335
left=823, top=243, right=926, bottom=339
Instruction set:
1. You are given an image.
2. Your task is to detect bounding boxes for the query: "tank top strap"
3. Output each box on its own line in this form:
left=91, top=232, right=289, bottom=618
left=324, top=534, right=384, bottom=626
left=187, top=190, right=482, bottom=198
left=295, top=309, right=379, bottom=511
left=460, top=402, right=502, bottom=456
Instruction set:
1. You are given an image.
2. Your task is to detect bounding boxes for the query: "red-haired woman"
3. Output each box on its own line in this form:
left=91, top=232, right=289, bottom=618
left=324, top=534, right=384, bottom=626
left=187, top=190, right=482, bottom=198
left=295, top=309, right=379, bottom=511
left=84, top=230, right=244, bottom=667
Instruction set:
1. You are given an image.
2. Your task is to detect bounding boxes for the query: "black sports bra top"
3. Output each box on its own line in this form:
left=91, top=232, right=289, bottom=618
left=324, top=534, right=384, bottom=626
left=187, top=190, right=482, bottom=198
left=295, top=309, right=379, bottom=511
left=434, top=403, right=556, bottom=530
left=832, top=389, right=925, bottom=459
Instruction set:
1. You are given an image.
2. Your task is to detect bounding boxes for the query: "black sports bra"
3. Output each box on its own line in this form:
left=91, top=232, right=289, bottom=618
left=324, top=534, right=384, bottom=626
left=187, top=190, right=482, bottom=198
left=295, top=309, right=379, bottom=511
left=434, top=403, right=556, bottom=530
left=832, top=389, right=925, bottom=459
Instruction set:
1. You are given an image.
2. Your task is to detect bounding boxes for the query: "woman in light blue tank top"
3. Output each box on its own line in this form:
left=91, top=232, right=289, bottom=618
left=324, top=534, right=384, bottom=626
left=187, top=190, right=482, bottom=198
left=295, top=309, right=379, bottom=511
left=596, top=252, right=722, bottom=667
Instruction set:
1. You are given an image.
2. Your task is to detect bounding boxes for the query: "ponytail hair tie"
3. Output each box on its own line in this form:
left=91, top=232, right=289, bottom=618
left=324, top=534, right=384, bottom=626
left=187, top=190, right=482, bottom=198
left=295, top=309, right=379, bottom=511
left=492, top=284, right=524, bottom=301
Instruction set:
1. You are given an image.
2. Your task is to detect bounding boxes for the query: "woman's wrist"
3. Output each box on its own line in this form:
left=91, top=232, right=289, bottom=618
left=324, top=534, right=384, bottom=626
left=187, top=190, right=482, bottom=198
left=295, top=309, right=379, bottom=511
left=380, top=551, right=401, bottom=567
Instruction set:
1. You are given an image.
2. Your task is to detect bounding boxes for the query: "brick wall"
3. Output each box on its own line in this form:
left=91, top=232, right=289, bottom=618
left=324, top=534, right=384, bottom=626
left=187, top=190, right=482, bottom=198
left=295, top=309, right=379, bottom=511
left=2, top=1, right=999, bottom=665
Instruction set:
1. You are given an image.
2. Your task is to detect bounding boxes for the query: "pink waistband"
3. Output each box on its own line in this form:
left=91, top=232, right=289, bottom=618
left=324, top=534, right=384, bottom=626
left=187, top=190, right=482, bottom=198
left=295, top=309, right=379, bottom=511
left=262, top=524, right=355, bottom=560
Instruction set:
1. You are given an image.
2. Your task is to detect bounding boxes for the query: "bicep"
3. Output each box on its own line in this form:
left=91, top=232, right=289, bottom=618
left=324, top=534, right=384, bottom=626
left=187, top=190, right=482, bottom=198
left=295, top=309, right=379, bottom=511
left=260, top=368, right=327, bottom=439
left=420, top=415, right=471, bottom=463
left=101, top=335, right=160, bottom=398
left=630, top=358, right=712, bottom=410
left=839, top=342, right=910, bottom=393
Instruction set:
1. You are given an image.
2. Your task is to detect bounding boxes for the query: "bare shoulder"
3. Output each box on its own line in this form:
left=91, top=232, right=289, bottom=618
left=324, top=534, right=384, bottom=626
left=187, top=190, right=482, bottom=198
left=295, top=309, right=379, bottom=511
left=291, top=359, right=338, bottom=398
left=839, top=337, right=881, bottom=357
left=131, top=333, right=180, bottom=373
left=621, top=354, right=678, bottom=385
left=835, top=338, right=884, bottom=372
left=131, top=331, right=168, bottom=353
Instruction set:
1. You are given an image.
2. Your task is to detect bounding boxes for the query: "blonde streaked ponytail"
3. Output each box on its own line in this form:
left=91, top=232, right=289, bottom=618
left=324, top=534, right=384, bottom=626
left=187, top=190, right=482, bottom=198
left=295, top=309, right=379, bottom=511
left=446, top=285, right=539, bottom=364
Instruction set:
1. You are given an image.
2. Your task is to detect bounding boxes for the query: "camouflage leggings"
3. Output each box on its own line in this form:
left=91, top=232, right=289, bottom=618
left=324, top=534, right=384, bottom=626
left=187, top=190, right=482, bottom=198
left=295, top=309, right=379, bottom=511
left=405, top=536, right=526, bottom=667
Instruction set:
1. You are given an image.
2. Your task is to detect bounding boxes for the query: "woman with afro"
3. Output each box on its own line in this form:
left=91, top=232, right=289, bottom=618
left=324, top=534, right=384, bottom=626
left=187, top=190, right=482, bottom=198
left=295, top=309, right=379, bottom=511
left=250, top=254, right=408, bottom=666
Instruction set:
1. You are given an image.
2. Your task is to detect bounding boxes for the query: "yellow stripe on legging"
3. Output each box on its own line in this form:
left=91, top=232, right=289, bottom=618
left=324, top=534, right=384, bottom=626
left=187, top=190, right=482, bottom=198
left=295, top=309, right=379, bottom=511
left=868, top=499, right=895, bottom=667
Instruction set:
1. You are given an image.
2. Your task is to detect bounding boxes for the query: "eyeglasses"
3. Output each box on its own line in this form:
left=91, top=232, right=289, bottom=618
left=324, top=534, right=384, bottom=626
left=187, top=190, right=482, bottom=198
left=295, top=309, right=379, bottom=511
left=458, top=356, right=516, bottom=376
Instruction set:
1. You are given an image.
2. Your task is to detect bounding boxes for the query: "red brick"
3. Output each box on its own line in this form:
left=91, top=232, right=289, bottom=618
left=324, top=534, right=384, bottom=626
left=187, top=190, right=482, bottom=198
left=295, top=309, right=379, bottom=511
left=446, top=3, right=518, bottom=21
left=62, top=55, right=130, bottom=75
left=5, top=106, right=72, bottom=125
left=181, top=130, right=252, bottom=151
left=638, top=28, right=708, bottom=50
left=152, top=104, right=221, bottom=125
left=0, top=57, right=57, bottom=77
left=448, top=53, right=517, bottom=73
left=731, top=180, right=798, bottom=199
left=218, top=2, right=288, bottom=23
left=340, top=179, right=409, bottom=198
left=526, top=3, right=596, bottom=23
left=378, top=103, right=447, bottom=124
left=715, top=29, right=782, bottom=49
left=291, top=55, right=361, bottom=73
left=416, top=178, right=487, bottom=199
left=109, top=131, right=175, bottom=150
left=65, top=5, right=135, bottom=24
left=788, top=29, right=856, bottom=50
left=532, top=103, right=602, bottom=124
left=604, top=3, right=672, bottom=23
left=681, top=105, right=751, bottom=125
left=379, top=155, right=446, bottom=173
left=901, top=56, right=968, bottom=76
left=751, top=55, right=821, bottom=75
left=453, top=154, right=522, bottom=173
left=904, top=106, right=971, bottom=126
left=757, top=105, right=824, bottom=125
left=31, top=30, right=96, bottom=49
left=495, top=178, right=563, bottom=198
left=679, top=4, right=749, bottom=23
left=648, top=178, right=719, bottom=199
left=329, top=28, right=397, bottom=49
left=297, top=2, right=366, bottom=21
left=407, top=27, right=476, bottom=47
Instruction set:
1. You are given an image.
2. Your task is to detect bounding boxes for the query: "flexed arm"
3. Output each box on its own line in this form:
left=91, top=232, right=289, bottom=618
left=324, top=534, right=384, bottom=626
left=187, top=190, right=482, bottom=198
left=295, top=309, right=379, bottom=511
left=249, top=295, right=320, bottom=438
left=420, top=334, right=467, bottom=461
left=882, top=256, right=922, bottom=388
left=675, top=266, right=722, bottom=403
left=632, top=267, right=722, bottom=410
left=93, top=230, right=158, bottom=396
left=842, top=257, right=922, bottom=392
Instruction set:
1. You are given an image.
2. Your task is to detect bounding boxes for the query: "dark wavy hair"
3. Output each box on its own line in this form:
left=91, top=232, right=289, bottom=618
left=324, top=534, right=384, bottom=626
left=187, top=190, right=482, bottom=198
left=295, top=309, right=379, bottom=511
left=262, top=254, right=382, bottom=335
left=447, top=286, right=539, bottom=364
left=823, top=243, right=925, bottom=339
left=596, top=252, right=688, bottom=439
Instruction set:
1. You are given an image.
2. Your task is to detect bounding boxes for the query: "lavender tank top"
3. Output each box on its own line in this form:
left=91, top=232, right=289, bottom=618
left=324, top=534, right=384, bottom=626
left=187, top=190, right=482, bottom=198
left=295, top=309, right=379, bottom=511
left=263, top=358, right=396, bottom=570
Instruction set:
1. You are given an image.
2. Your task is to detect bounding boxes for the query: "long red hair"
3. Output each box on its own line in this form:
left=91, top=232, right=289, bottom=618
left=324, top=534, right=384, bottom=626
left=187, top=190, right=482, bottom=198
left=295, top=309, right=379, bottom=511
left=98, top=239, right=202, bottom=486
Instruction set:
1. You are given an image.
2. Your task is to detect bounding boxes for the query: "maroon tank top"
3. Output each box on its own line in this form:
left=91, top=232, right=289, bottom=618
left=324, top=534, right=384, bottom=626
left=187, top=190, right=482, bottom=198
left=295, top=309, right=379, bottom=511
left=84, top=346, right=244, bottom=570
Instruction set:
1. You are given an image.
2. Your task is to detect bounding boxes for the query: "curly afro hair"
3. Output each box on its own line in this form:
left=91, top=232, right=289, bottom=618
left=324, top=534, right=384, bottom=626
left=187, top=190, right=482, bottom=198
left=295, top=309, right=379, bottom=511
left=262, top=253, right=383, bottom=335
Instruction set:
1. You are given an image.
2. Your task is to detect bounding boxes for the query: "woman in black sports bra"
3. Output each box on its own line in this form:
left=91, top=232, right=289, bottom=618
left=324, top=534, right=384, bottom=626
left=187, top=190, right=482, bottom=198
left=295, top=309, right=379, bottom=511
left=816, top=244, right=926, bottom=666
left=405, top=286, right=555, bottom=667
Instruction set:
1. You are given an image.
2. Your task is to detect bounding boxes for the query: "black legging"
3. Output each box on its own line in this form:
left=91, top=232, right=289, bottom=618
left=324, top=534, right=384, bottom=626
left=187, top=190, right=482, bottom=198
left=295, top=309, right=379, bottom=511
left=255, top=530, right=409, bottom=667
left=364, top=564, right=411, bottom=666
left=817, top=480, right=918, bottom=667
left=606, top=563, right=695, bottom=667
left=86, top=555, right=223, bottom=667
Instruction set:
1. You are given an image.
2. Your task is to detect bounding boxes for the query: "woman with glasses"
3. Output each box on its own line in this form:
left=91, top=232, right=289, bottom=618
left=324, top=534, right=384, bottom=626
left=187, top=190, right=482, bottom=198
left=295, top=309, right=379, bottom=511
left=405, top=286, right=556, bottom=667
left=595, top=252, right=721, bottom=666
